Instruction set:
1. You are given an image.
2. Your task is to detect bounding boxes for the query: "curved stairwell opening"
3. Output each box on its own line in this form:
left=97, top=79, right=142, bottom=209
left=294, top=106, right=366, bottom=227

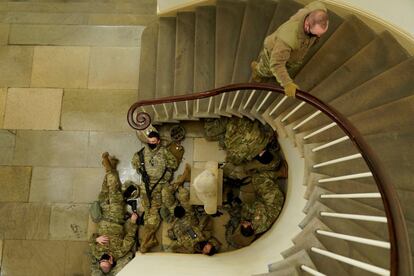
left=122, top=0, right=414, bottom=275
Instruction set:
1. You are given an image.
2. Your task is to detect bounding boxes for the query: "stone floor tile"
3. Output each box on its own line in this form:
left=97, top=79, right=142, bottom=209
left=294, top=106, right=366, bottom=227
left=25, top=202, right=51, bottom=240
left=88, top=47, right=140, bottom=89
left=193, top=138, right=226, bottom=162
left=0, top=203, right=26, bottom=239
left=0, top=202, right=50, bottom=239
left=0, top=46, right=33, bottom=87
left=49, top=204, right=89, bottom=241
left=0, top=166, right=31, bottom=202
left=64, top=241, right=91, bottom=276
left=87, top=216, right=97, bottom=238
left=13, top=130, right=89, bottom=167
left=3, top=88, right=63, bottom=130
left=87, top=131, right=141, bottom=170
left=3, top=12, right=88, bottom=25
left=31, top=46, right=90, bottom=88
left=61, top=89, right=138, bottom=131
left=0, top=239, right=3, bottom=269
left=2, top=240, right=65, bottom=276
left=0, top=130, right=15, bottom=165
left=9, top=24, right=143, bottom=46
left=88, top=14, right=156, bottom=26
left=0, top=88, right=6, bottom=128
left=71, top=168, right=103, bottom=203
left=29, top=167, right=75, bottom=203
left=29, top=167, right=102, bottom=204
left=0, top=23, right=9, bottom=45
left=6, top=2, right=89, bottom=13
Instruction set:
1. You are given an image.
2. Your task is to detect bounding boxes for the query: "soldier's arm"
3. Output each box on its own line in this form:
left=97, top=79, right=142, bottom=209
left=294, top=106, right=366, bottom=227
left=269, top=39, right=293, bottom=87
left=164, top=147, right=179, bottom=171
left=88, top=233, right=103, bottom=260
left=131, top=152, right=143, bottom=172
left=113, top=220, right=138, bottom=260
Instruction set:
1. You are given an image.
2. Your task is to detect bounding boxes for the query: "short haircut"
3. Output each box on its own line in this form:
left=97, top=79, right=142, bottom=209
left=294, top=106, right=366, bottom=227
left=174, top=205, right=186, bottom=218
left=240, top=224, right=255, bottom=237
left=123, top=185, right=137, bottom=199
left=148, top=131, right=160, bottom=140
left=308, top=10, right=329, bottom=29
left=255, top=150, right=274, bottom=164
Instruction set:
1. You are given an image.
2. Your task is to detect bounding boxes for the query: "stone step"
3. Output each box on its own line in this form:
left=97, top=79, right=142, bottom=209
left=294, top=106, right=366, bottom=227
left=262, top=15, right=375, bottom=122
left=173, top=12, right=196, bottom=120
left=193, top=6, right=217, bottom=118
left=0, top=1, right=156, bottom=14
left=213, top=0, right=245, bottom=116
left=268, top=249, right=316, bottom=272
left=137, top=22, right=158, bottom=119
left=8, top=23, right=143, bottom=46
left=254, top=265, right=300, bottom=276
left=154, top=17, right=176, bottom=122
left=0, top=11, right=156, bottom=25
left=293, top=57, right=414, bottom=134
left=225, top=0, right=277, bottom=115
left=283, top=31, right=410, bottom=126
left=301, top=198, right=388, bottom=243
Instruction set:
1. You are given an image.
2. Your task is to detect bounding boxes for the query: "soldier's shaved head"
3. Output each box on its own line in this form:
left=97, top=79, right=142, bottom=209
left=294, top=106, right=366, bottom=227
left=308, top=9, right=329, bottom=30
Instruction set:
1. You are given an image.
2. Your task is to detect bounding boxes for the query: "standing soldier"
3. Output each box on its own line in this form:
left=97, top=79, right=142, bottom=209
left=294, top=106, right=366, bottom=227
left=131, top=131, right=178, bottom=252
left=251, top=1, right=329, bottom=97
left=89, top=152, right=138, bottom=275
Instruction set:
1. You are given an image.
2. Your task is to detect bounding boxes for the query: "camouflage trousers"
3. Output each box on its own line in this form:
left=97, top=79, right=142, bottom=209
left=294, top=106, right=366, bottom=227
left=255, top=49, right=300, bottom=79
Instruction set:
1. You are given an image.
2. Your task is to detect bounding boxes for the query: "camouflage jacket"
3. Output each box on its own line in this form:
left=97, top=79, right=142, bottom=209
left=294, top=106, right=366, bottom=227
left=264, top=1, right=327, bottom=86
left=168, top=214, right=220, bottom=254
left=224, top=118, right=273, bottom=165
left=241, top=171, right=284, bottom=234
left=131, top=144, right=178, bottom=185
left=89, top=219, right=138, bottom=261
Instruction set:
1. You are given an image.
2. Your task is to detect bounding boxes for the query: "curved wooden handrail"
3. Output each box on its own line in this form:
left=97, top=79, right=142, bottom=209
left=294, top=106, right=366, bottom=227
left=127, top=82, right=411, bottom=276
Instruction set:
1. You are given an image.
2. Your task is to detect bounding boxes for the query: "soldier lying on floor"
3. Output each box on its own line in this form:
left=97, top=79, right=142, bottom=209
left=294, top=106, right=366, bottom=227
left=89, top=152, right=139, bottom=276
left=224, top=145, right=287, bottom=248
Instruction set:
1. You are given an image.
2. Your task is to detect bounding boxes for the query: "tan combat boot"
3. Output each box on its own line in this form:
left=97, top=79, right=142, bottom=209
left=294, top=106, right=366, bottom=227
left=278, top=160, right=288, bottom=179
left=102, top=152, right=113, bottom=172
left=251, top=61, right=263, bottom=83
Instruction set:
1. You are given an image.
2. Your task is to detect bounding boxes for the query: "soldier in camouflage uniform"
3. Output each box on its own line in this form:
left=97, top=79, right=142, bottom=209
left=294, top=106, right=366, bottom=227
left=251, top=1, right=329, bottom=97
left=224, top=117, right=274, bottom=165
left=89, top=152, right=138, bottom=275
left=131, top=131, right=178, bottom=252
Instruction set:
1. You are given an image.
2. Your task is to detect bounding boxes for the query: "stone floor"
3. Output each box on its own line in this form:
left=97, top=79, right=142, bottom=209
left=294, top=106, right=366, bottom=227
left=0, top=1, right=160, bottom=275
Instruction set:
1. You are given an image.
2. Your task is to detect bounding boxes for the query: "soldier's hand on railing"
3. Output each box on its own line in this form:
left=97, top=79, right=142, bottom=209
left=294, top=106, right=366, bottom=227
left=96, top=235, right=109, bottom=245
left=284, top=82, right=299, bottom=97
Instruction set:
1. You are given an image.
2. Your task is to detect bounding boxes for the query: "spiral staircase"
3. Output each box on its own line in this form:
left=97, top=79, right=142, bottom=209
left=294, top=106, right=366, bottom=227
left=122, top=0, right=414, bottom=275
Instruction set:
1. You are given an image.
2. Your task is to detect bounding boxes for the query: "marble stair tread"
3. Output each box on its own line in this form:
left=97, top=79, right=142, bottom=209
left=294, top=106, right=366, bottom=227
left=226, top=0, right=276, bottom=114
left=254, top=265, right=299, bottom=276
left=8, top=24, right=144, bottom=46
left=291, top=57, right=414, bottom=133
left=2, top=1, right=156, bottom=14
left=193, top=6, right=216, bottom=117
left=155, top=17, right=176, bottom=121
left=137, top=22, right=158, bottom=120
left=268, top=249, right=316, bottom=272
left=173, top=12, right=195, bottom=120
left=282, top=32, right=410, bottom=125
left=213, top=0, right=245, bottom=115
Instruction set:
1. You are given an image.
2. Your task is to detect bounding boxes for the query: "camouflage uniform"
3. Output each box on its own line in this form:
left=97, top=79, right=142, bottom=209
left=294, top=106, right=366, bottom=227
left=89, top=170, right=138, bottom=275
left=253, top=1, right=327, bottom=86
left=168, top=212, right=221, bottom=254
left=224, top=118, right=274, bottom=165
left=241, top=171, right=284, bottom=234
left=203, top=117, right=229, bottom=147
left=131, top=144, right=178, bottom=252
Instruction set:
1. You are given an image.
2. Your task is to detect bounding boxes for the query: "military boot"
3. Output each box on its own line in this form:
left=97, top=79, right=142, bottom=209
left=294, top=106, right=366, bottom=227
left=102, top=152, right=113, bottom=172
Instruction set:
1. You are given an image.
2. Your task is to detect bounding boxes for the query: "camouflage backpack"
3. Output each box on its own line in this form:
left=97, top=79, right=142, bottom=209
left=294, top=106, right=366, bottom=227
left=90, top=201, right=102, bottom=223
